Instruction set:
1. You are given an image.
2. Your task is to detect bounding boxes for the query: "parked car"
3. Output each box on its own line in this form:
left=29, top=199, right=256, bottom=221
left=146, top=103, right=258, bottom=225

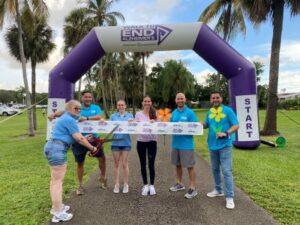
left=0, top=106, right=19, bottom=116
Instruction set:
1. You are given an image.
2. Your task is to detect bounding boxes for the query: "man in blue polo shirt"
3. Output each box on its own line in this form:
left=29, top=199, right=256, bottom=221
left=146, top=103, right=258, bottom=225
left=169, top=93, right=198, bottom=199
left=203, top=91, right=239, bottom=209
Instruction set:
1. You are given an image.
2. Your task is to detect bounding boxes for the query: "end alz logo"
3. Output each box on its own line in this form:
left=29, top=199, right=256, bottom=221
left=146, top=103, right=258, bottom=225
left=121, top=25, right=172, bottom=45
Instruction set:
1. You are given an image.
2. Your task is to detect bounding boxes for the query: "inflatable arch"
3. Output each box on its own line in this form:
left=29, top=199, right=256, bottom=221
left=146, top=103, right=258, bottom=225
left=48, top=22, right=260, bottom=149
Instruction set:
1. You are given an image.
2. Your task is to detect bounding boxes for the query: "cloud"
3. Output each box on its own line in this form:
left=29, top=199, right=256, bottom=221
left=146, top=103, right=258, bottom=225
left=280, top=41, right=300, bottom=65
left=194, top=69, right=214, bottom=85
left=246, top=55, right=269, bottom=65
left=278, top=70, right=300, bottom=93
left=145, top=50, right=182, bottom=73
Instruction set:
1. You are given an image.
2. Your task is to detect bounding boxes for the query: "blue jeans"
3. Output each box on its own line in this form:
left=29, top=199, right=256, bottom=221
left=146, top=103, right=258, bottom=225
left=209, top=147, right=234, bottom=198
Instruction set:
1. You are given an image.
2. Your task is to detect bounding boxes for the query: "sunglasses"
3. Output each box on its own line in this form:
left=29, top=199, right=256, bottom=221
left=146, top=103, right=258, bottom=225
left=74, top=107, right=81, bottom=111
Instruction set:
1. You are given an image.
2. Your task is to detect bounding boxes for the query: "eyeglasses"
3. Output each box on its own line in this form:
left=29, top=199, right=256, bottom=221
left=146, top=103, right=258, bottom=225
left=74, top=107, right=81, bottom=111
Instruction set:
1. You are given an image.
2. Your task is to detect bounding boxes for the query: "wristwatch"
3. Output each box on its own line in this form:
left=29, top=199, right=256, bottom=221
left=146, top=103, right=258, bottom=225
left=226, top=131, right=231, bottom=139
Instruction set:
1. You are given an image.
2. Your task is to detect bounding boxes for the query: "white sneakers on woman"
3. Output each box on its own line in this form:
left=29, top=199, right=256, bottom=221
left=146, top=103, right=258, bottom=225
left=141, top=184, right=149, bottom=196
left=149, top=185, right=156, bottom=195
left=114, top=184, right=129, bottom=193
left=141, top=184, right=156, bottom=196
left=51, top=209, right=73, bottom=223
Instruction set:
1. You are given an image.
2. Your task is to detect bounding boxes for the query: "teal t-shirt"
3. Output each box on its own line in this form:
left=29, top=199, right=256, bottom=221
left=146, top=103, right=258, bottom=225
left=205, top=104, right=239, bottom=151
left=170, top=106, right=198, bottom=151
left=80, top=104, right=102, bottom=138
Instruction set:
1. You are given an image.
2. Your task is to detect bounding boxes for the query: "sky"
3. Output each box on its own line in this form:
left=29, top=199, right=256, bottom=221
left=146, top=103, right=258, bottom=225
left=0, top=0, right=299, bottom=93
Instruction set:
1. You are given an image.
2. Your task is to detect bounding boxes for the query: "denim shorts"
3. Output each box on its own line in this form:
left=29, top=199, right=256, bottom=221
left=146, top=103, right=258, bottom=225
left=111, top=146, right=131, bottom=152
left=44, top=140, right=69, bottom=166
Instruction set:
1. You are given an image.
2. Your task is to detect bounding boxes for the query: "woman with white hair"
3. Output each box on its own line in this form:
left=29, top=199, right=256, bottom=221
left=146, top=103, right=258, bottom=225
left=44, top=100, right=97, bottom=223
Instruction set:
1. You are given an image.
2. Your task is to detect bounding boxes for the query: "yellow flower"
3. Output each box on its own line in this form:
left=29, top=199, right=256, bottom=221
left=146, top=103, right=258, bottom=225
left=209, top=106, right=226, bottom=122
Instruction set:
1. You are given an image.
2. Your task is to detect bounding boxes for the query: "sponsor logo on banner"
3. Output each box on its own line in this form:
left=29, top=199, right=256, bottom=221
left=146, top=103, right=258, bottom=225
left=121, top=25, right=172, bottom=45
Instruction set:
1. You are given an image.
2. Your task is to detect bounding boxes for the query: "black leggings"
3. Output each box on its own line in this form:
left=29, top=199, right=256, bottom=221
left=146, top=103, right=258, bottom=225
left=137, top=141, right=157, bottom=185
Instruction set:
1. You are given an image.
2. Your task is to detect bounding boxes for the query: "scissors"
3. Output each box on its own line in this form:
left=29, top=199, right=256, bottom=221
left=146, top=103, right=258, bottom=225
left=88, top=125, right=123, bottom=157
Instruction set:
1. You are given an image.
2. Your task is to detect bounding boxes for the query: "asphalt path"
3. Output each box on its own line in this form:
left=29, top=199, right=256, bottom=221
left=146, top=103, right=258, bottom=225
left=47, top=135, right=278, bottom=225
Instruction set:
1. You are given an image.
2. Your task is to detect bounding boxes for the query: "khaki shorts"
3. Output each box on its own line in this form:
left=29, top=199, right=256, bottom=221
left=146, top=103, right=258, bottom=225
left=171, top=149, right=195, bottom=168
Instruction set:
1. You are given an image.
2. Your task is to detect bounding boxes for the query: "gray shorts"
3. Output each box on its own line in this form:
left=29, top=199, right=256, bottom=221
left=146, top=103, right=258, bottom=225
left=171, top=149, right=195, bottom=168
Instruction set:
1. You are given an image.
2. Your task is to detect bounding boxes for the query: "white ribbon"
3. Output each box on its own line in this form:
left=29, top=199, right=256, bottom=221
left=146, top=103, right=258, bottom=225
left=77, top=121, right=203, bottom=135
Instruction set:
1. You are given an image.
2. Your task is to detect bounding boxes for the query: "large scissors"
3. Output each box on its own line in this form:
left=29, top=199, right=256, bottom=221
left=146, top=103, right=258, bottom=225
left=88, top=125, right=123, bottom=157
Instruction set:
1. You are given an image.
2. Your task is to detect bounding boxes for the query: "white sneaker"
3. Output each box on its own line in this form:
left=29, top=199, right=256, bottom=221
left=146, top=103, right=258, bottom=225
left=184, top=189, right=198, bottom=199
left=149, top=185, right=156, bottom=196
left=50, top=204, right=70, bottom=215
left=226, top=198, right=235, bottom=209
left=51, top=211, right=73, bottom=223
left=113, top=185, right=120, bottom=193
left=123, top=184, right=129, bottom=193
left=141, top=185, right=149, bottom=196
left=206, top=189, right=224, bottom=197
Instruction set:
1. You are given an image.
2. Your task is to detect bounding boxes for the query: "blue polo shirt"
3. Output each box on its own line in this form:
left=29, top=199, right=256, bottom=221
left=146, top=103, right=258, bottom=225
left=109, top=112, right=133, bottom=147
left=52, top=112, right=80, bottom=144
left=80, top=104, right=102, bottom=138
left=170, top=106, right=198, bottom=151
left=205, top=104, right=239, bottom=151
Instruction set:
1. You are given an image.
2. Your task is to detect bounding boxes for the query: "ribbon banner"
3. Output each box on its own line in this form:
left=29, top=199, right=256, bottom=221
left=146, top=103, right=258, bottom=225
left=77, top=121, right=203, bottom=135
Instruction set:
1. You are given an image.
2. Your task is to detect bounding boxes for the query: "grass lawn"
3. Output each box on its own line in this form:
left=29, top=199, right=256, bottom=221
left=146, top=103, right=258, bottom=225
left=0, top=109, right=299, bottom=225
left=194, top=109, right=300, bottom=225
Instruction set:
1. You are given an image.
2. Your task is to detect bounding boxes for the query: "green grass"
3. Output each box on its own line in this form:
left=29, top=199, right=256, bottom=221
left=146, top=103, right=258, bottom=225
left=195, top=109, right=300, bottom=225
left=0, top=109, right=299, bottom=225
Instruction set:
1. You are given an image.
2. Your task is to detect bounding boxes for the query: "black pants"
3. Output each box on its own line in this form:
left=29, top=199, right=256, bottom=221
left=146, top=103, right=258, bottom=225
left=137, top=141, right=157, bottom=185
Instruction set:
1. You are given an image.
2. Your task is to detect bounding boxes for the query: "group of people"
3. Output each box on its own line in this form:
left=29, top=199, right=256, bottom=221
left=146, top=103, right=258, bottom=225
left=44, top=90, right=239, bottom=223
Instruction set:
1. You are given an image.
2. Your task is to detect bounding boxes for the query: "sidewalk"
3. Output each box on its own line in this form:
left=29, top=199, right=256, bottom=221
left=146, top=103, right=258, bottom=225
left=47, top=135, right=278, bottom=225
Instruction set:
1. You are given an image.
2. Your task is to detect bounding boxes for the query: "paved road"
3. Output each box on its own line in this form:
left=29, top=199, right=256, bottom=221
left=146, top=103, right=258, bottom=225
left=48, top=136, right=278, bottom=225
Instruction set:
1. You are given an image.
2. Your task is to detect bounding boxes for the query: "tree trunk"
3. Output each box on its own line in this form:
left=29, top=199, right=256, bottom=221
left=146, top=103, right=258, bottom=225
left=16, top=0, right=34, bottom=136
left=115, top=70, right=120, bottom=101
left=98, top=59, right=109, bottom=118
left=132, top=96, right=136, bottom=116
left=142, top=54, right=146, bottom=96
left=31, top=60, right=37, bottom=130
left=215, top=73, right=221, bottom=91
left=77, top=77, right=82, bottom=100
left=261, top=0, right=284, bottom=136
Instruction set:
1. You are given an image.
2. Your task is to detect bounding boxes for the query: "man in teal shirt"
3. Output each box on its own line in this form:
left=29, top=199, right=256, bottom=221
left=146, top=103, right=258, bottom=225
left=204, top=91, right=239, bottom=209
left=72, top=90, right=106, bottom=195
left=169, top=93, right=198, bottom=199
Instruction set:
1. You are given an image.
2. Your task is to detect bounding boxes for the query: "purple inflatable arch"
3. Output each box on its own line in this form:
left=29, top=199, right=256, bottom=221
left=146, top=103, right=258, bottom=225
left=48, top=22, right=260, bottom=149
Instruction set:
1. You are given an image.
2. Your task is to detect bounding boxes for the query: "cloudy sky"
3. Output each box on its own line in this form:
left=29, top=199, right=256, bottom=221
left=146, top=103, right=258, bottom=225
left=0, top=0, right=299, bottom=93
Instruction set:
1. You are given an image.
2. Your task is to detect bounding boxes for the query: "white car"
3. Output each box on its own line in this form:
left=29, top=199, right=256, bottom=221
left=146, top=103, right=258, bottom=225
left=0, top=106, right=19, bottom=116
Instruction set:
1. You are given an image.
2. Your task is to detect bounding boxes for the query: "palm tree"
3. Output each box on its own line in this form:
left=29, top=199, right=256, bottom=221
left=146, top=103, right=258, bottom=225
left=5, top=8, right=55, bottom=130
left=241, top=0, right=300, bottom=135
left=0, top=0, right=48, bottom=136
left=159, top=60, right=195, bottom=106
left=63, top=8, right=97, bottom=99
left=84, top=0, right=125, bottom=118
left=199, top=0, right=246, bottom=90
left=134, top=52, right=153, bottom=96
left=120, top=58, right=143, bottom=115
